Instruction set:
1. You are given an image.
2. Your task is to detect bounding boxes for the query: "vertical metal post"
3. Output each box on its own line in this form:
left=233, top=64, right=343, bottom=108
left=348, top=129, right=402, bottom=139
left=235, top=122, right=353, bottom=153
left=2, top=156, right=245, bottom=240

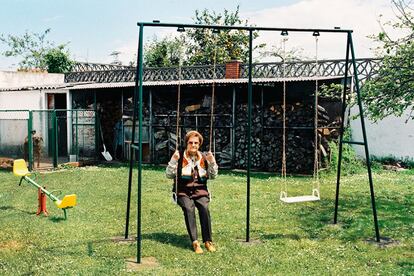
left=334, top=33, right=350, bottom=224
left=260, top=86, right=264, bottom=168
left=53, top=110, right=58, bottom=168
left=148, top=89, right=153, bottom=162
left=349, top=33, right=380, bottom=242
left=28, top=111, right=33, bottom=171
left=70, top=110, right=73, bottom=156
left=136, top=23, right=144, bottom=264
left=94, top=113, right=98, bottom=160
left=125, top=26, right=142, bottom=240
left=121, top=89, right=125, bottom=159
left=246, top=29, right=253, bottom=242
left=76, top=110, right=79, bottom=161
left=94, top=91, right=98, bottom=160
left=231, top=86, right=236, bottom=167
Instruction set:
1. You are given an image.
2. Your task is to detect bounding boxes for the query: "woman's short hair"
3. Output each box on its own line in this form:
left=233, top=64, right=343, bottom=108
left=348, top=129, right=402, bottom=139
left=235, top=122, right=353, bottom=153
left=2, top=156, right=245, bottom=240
left=185, top=130, right=203, bottom=146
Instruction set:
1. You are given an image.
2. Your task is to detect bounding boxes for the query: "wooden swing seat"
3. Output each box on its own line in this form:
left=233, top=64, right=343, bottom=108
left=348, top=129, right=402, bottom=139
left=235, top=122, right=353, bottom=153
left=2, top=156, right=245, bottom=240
left=280, top=195, right=320, bottom=203
left=280, top=189, right=320, bottom=204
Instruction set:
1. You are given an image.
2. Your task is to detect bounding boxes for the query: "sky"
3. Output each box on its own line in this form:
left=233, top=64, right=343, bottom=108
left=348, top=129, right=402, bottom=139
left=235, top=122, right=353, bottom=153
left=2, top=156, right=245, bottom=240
left=0, top=0, right=404, bottom=70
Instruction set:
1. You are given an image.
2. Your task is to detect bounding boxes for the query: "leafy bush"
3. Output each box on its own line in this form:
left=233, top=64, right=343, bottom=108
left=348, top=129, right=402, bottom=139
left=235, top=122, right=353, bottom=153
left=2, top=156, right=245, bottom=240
left=0, top=28, right=74, bottom=73
left=328, top=128, right=365, bottom=175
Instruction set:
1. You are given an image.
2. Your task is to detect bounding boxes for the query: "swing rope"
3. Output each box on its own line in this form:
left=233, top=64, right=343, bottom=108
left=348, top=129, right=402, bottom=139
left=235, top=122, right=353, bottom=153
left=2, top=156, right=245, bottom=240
left=173, top=50, right=183, bottom=203
left=207, top=31, right=219, bottom=202
left=312, top=34, right=320, bottom=197
left=279, top=32, right=321, bottom=203
left=209, top=32, right=218, bottom=154
left=175, top=63, right=182, bottom=152
left=281, top=35, right=288, bottom=198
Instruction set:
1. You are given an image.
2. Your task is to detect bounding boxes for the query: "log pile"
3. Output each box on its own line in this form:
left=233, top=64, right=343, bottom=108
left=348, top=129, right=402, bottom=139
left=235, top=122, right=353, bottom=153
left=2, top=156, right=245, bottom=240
left=234, top=104, right=263, bottom=169
left=152, top=96, right=234, bottom=165
left=233, top=101, right=336, bottom=174
left=146, top=93, right=340, bottom=173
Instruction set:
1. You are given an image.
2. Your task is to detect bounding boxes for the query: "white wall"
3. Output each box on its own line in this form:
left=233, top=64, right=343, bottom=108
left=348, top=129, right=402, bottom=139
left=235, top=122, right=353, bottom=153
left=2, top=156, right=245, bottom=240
left=0, top=71, right=64, bottom=88
left=0, top=87, right=68, bottom=158
left=351, top=107, right=414, bottom=160
left=0, top=90, right=45, bottom=111
left=0, top=91, right=46, bottom=157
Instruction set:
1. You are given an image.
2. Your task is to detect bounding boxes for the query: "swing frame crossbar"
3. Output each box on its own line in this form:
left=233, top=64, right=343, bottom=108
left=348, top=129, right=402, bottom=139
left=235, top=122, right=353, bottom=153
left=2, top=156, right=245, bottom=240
left=125, top=21, right=380, bottom=264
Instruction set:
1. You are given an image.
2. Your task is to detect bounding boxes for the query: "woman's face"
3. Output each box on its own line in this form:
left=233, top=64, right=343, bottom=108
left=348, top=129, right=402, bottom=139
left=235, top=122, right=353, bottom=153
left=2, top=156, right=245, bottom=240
left=186, top=135, right=200, bottom=155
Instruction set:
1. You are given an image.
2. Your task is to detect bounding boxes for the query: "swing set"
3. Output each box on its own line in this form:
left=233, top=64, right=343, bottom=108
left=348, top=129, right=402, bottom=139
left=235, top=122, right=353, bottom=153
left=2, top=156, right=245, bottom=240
left=124, top=21, right=380, bottom=264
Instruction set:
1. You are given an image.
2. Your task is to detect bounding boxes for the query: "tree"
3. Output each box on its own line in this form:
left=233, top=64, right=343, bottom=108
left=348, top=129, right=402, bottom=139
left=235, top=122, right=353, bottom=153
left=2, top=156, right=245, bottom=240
left=0, top=29, right=74, bottom=73
left=44, top=45, right=74, bottom=73
left=362, top=0, right=414, bottom=121
left=185, top=6, right=265, bottom=65
left=144, top=36, right=185, bottom=67
left=141, top=7, right=265, bottom=67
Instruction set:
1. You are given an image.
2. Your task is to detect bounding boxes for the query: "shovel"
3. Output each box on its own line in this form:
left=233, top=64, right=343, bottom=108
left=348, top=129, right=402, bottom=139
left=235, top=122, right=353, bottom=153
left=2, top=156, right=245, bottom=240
left=99, top=123, right=113, bottom=161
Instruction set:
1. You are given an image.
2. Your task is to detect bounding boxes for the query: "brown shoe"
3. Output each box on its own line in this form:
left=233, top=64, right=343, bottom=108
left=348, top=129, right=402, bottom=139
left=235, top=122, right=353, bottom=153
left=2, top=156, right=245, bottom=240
left=204, top=241, right=216, bottom=252
left=192, top=240, right=203, bottom=254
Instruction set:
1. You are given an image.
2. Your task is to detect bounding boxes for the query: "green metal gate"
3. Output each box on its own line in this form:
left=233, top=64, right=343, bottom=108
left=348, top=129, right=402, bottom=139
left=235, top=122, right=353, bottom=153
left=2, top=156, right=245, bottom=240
left=0, top=109, right=98, bottom=170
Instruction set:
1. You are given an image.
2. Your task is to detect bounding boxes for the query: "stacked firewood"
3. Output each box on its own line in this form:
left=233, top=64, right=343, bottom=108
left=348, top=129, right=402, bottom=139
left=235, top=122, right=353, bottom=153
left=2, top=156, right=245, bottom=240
left=146, top=93, right=340, bottom=173
left=234, top=104, right=263, bottom=169
left=233, top=101, right=335, bottom=174
left=152, top=96, right=233, bottom=166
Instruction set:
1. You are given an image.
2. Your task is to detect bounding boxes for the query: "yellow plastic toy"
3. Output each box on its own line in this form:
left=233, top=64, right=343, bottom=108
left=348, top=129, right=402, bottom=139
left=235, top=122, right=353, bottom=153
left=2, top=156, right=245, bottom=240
left=13, top=159, right=77, bottom=219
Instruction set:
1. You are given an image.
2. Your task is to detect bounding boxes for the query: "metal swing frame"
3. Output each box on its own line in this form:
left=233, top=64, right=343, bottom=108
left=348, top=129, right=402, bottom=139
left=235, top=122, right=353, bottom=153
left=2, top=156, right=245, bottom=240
left=124, top=21, right=381, bottom=264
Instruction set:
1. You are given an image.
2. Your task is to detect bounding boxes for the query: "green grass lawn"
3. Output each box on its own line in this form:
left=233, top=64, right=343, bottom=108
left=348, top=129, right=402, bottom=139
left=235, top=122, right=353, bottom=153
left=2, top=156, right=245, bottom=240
left=0, top=165, right=413, bottom=275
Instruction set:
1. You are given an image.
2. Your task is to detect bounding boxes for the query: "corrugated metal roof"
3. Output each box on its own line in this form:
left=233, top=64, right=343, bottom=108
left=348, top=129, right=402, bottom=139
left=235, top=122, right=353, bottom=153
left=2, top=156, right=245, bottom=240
left=69, top=76, right=344, bottom=90
left=69, top=82, right=134, bottom=90
left=0, top=83, right=78, bottom=92
left=0, top=76, right=343, bottom=92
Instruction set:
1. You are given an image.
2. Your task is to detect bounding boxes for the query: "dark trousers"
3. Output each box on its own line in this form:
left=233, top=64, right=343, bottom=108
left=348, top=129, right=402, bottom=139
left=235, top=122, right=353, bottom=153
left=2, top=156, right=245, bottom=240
left=177, top=196, right=212, bottom=243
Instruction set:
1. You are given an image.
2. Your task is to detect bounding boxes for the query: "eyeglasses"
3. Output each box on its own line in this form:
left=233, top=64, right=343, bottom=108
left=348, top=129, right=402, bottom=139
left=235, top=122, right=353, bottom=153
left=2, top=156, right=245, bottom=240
left=188, top=141, right=199, bottom=145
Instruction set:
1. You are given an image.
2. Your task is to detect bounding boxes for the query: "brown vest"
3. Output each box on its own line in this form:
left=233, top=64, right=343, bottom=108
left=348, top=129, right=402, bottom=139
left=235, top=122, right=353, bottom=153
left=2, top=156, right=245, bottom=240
left=173, top=150, right=209, bottom=198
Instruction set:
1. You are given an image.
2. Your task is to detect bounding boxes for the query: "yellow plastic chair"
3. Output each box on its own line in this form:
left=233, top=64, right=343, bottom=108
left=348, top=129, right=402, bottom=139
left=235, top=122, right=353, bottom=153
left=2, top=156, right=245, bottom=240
left=13, top=159, right=30, bottom=177
left=56, top=194, right=77, bottom=209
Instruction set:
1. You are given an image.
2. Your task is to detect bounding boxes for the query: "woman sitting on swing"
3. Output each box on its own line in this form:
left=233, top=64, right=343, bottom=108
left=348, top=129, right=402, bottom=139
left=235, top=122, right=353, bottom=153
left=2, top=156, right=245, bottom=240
left=166, top=130, right=218, bottom=254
